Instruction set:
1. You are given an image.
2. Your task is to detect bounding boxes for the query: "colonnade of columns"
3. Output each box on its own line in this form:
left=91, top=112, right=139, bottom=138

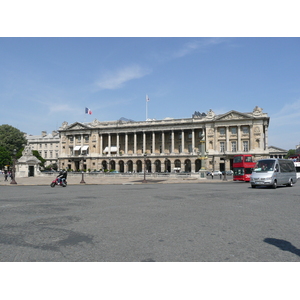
left=64, top=128, right=204, bottom=157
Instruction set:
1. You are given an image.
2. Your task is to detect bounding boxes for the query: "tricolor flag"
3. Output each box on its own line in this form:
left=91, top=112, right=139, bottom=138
left=85, top=107, right=92, bottom=115
left=146, top=95, right=150, bottom=102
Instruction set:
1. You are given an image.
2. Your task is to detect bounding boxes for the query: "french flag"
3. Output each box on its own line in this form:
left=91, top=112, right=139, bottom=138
left=85, top=107, right=92, bottom=115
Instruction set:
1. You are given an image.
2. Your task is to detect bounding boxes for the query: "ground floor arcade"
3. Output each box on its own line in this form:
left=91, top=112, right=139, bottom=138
left=58, top=154, right=240, bottom=173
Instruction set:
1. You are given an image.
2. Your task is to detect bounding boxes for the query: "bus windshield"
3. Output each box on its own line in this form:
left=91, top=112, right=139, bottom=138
left=254, top=160, right=275, bottom=172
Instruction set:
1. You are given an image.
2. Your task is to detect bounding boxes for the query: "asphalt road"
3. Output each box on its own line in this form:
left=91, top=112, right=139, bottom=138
left=1, top=181, right=300, bottom=261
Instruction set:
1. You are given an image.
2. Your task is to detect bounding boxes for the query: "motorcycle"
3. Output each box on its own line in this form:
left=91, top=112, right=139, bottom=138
left=50, top=177, right=67, bottom=187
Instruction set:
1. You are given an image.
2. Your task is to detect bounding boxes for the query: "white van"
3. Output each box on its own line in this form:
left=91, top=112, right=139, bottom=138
left=250, top=159, right=297, bottom=189
left=294, top=161, right=300, bottom=179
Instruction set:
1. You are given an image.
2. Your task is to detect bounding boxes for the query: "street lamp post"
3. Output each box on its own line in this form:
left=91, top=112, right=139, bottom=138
left=10, top=149, right=17, bottom=185
left=143, top=154, right=147, bottom=183
left=80, top=158, right=86, bottom=184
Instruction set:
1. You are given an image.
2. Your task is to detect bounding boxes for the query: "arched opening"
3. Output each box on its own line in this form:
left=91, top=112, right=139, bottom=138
left=146, top=159, right=151, bottom=173
left=136, top=160, right=143, bottom=172
left=155, top=160, right=161, bottom=173
left=127, top=160, right=133, bottom=173
left=119, top=160, right=124, bottom=173
left=110, top=160, right=116, bottom=171
left=195, top=159, right=202, bottom=172
left=165, top=159, right=171, bottom=173
left=174, top=159, right=181, bottom=173
left=102, top=160, right=107, bottom=171
left=184, top=159, right=191, bottom=172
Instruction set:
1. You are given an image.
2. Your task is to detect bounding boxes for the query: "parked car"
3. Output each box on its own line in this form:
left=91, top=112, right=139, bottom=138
left=212, top=170, right=222, bottom=176
left=222, top=170, right=233, bottom=175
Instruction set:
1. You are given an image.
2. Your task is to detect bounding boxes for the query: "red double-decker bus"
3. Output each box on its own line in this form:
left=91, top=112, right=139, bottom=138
left=233, top=155, right=256, bottom=182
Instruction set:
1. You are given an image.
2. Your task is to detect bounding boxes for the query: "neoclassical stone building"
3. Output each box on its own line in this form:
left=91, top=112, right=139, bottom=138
left=26, top=131, right=60, bottom=167
left=57, top=106, right=270, bottom=173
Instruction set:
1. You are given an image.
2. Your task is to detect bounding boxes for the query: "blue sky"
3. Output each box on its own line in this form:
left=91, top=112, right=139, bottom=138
left=0, top=37, right=299, bottom=150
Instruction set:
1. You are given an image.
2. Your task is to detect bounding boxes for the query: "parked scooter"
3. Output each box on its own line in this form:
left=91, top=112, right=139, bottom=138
left=50, top=177, right=67, bottom=187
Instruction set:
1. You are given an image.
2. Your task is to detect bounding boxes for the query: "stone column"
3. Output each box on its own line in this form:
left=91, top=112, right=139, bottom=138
left=237, top=126, right=241, bottom=152
left=99, top=134, right=103, bottom=157
left=161, top=131, right=165, bottom=154
left=249, top=126, right=253, bottom=151
left=264, top=125, right=268, bottom=150
left=192, top=129, right=195, bottom=154
left=116, top=133, right=120, bottom=156
left=108, top=133, right=111, bottom=156
left=125, top=133, right=128, bottom=155
left=181, top=130, right=185, bottom=154
left=171, top=130, right=174, bottom=154
left=226, top=126, right=229, bottom=152
left=134, top=132, right=137, bottom=154
left=152, top=132, right=155, bottom=154
left=143, top=131, right=146, bottom=154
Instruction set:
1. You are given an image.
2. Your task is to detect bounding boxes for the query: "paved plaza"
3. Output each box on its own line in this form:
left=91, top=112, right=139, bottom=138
left=1, top=177, right=300, bottom=262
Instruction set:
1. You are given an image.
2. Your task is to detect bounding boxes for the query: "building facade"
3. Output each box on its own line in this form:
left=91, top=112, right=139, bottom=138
left=268, top=145, right=288, bottom=159
left=57, top=106, right=270, bottom=173
left=26, top=131, right=60, bottom=167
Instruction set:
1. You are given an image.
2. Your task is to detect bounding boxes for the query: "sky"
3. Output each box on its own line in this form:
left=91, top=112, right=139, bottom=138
left=0, top=2, right=300, bottom=152
left=1, top=1, right=299, bottom=295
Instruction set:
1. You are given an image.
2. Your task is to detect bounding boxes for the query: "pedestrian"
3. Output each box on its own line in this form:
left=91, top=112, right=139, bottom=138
left=211, top=172, right=214, bottom=180
left=4, top=170, right=8, bottom=181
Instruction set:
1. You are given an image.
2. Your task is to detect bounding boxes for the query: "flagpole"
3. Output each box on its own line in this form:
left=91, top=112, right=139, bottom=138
left=146, top=95, right=149, bottom=121
left=146, top=98, right=148, bottom=121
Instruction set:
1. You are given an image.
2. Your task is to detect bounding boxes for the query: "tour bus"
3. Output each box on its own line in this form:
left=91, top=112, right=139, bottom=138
left=233, top=154, right=256, bottom=182
left=294, top=161, right=300, bottom=179
left=250, top=158, right=297, bottom=189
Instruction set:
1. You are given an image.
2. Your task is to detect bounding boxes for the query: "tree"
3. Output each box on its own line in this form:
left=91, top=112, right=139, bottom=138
left=0, top=124, right=27, bottom=155
left=32, top=150, right=46, bottom=168
left=0, top=146, right=11, bottom=169
left=285, top=149, right=296, bottom=159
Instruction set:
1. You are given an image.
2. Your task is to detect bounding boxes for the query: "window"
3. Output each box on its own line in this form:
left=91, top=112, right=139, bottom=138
left=231, top=141, right=237, bottom=152
left=198, top=130, right=203, bottom=138
left=188, top=144, right=193, bottom=153
left=219, top=128, right=225, bottom=135
left=243, top=141, right=249, bottom=152
left=231, top=127, right=237, bottom=134
left=242, top=126, right=249, bottom=134
left=233, top=156, right=242, bottom=163
left=220, top=142, right=225, bottom=152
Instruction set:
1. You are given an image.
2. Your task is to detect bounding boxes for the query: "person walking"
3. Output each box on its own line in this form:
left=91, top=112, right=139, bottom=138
left=4, top=170, right=8, bottom=181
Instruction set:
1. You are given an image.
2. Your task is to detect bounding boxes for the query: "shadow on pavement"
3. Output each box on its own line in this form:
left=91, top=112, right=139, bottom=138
left=264, top=238, right=300, bottom=257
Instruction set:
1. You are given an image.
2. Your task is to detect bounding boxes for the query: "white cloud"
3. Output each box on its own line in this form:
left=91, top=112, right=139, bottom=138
left=271, top=99, right=300, bottom=126
left=48, top=103, right=79, bottom=114
left=95, top=65, right=151, bottom=90
left=172, top=38, right=227, bottom=59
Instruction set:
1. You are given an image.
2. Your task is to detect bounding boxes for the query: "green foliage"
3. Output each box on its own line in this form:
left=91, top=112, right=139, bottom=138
left=32, top=150, right=46, bottom=168
left=0, top=124, right=27, bottom=155
left=0, top=125, right=27, bottom=169
left=285, top=149, right=296, bottom=159
left=0, top=146, right=11, bottom=169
